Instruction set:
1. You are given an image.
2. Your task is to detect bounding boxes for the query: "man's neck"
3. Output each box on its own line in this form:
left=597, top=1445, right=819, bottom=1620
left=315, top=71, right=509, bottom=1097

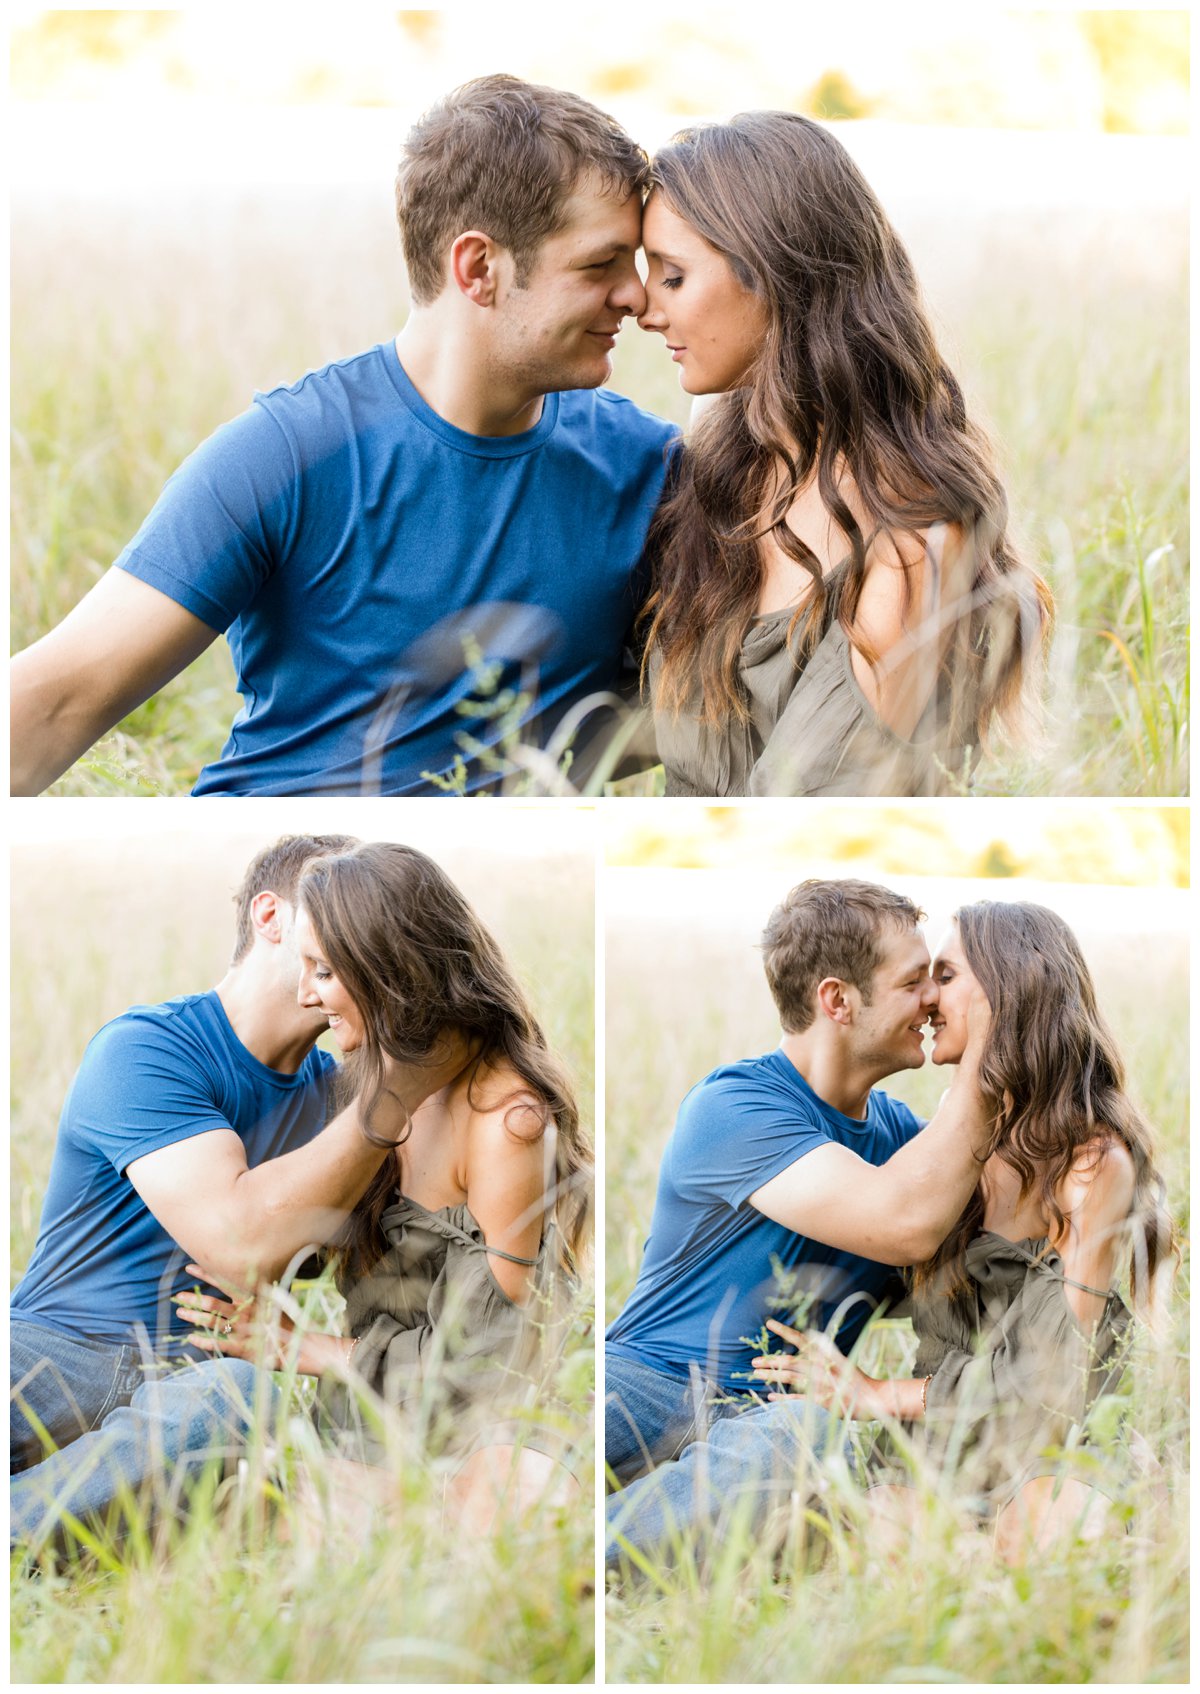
left=394, top=319, right=546, bottom=437
left=214, top=965, right=320, bottom=1076
left=777, top=1030, right=884, bottom=1121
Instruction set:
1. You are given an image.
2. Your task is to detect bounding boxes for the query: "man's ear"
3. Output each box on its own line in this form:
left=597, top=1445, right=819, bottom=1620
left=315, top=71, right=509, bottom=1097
left=249, top=889, right=283, bottom=946
left=449, top=230, right=502, bottom=306
left=815, top=976, right=856, bottom=1026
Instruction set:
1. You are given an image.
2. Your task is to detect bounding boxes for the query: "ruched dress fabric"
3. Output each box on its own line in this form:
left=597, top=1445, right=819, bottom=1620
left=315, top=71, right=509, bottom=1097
left=654, top=609, right=970, bottom=798
left=871, top=1231, right=1132, bottom=1517
left=314, top=1194, right=564, bottom=1467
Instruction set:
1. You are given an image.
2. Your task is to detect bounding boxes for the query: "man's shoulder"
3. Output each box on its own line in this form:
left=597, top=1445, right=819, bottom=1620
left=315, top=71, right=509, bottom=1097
left=867, top=1084, right=925, bottom=1141
left=678, top=1051, right=816, bottom=1130
left=253, top=343, right=390, bottom=411
left=560, top=386, right=679, bottom=451
left=82, top=993, right=223, bottom=1068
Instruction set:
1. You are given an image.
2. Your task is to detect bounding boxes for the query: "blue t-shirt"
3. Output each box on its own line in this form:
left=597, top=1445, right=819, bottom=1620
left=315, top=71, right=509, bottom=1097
left=11, top=992, right=338, bottom=1349
left=606, top=1049, right=924, bottom=1392
left=114, top=343, right=677, bottom=795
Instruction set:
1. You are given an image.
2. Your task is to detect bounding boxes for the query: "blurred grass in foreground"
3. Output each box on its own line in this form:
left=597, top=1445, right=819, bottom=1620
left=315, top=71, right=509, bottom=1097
left=10, top=838, right=595, bottom=1684
left=10, top=190, right=1188, bottom=796
left=604, top=893, right=1189, bottom=1682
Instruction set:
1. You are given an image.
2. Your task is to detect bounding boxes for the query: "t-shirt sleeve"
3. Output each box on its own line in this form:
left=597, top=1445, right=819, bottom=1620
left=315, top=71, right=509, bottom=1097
left=672, top=1075, right=831, bottom=1210
left=114, top=398, right=299, bottom=634
left=65, top=1015, right=235, bottom=1176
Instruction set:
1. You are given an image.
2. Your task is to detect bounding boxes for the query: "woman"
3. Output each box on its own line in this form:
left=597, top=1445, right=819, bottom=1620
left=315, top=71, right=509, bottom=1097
left=752, top=901, right=1172, bottom=1560
left=178, top=841, right=590, bottom=1529
left=637, top=113, right=1054, bottom=796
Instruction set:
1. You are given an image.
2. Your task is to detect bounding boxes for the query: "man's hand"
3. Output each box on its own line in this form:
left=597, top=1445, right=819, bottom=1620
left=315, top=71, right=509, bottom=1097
left=384, top=1026, right=480, bottom=1123
left=964, top=980, right=992, bottom=1061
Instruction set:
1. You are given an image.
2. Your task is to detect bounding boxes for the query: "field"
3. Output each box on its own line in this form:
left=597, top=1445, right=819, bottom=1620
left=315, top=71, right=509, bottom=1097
left=9, top=830, right=596, bottom=1684
left=604, top=875, right=1190, bottom=1684
left=10, top=164, right=1189, bottom=796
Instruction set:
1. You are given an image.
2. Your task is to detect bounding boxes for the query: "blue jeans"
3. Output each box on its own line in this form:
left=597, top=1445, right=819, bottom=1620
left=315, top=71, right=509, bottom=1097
left=604, top=1350, right=846, bottom=1567
left=10, top=1319, right=275, bottom=1550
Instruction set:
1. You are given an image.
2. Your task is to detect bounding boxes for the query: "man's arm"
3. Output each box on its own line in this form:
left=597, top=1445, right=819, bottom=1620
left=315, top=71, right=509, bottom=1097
left=748, top=1046, right=991, bottom=1266
left=11, top=569, right=219, bottom=795
left=126, top=1047, right=468, bottom=1286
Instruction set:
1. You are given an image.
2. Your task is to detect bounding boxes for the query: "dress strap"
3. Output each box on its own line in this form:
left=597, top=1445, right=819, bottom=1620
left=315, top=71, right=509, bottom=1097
left=1057, top=1271, right=1118, bottom=1299
left=483, top=1243, right=540, bottom=1267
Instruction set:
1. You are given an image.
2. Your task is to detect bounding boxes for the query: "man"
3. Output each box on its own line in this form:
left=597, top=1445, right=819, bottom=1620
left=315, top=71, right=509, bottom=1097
left=604, top=879, right=990, bottom=1564
left=10, top=834, right=466, bottom=1545
left=11, top=75, right=675, bottom=796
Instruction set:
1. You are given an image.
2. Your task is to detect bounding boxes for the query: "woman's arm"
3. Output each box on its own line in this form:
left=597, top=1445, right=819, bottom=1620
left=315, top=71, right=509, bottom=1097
left=1050, top=1136, right=1136, bottom=1331
left=175, top=1262, right=356, bottom=1376
left=462, top=1089, right=550, bottom=1304
left=750, top=1319, right=928, bottom=1419
left=848, top=521, right=972, bottom=737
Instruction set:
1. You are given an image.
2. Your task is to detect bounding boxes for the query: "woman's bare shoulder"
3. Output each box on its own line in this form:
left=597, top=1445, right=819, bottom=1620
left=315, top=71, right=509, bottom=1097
left=1057, top=1134, right=1136, bottom=1221
left=462, top=1058, right=549, bottom=1146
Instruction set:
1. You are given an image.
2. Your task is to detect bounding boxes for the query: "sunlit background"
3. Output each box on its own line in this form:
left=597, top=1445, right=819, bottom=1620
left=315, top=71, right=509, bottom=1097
left=10, top=9, right=1189, bottom=133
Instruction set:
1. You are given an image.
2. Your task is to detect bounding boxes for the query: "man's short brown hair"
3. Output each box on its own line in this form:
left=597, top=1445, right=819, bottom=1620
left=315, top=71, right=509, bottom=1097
left=761, top=879, right=926, bottom=1033
left=230, top=835, right=360, bottom=964
left=396, top=73, right=649, bottom=305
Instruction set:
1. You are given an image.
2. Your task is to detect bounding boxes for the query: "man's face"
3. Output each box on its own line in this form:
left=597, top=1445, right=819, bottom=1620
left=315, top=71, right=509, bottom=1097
left=488, top=179, right=646, bottom=396
left=847, top=925, right=938, bottom=1076
left=273, top=897, right=330, bottom=1028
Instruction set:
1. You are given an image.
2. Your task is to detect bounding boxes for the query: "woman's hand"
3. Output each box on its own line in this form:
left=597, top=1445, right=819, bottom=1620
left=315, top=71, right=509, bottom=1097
left=750, top=1319, right=883, bottom=1417
left=174, top=1263, right=296, bottom=1369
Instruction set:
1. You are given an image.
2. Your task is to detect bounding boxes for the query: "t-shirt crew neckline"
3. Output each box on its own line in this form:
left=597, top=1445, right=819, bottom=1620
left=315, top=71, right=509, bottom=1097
left=203, top=990, right=323, bottom=1090
left=767, top=1045, right=877, bottom=1134
left=381, top=341, right=561, bottom=459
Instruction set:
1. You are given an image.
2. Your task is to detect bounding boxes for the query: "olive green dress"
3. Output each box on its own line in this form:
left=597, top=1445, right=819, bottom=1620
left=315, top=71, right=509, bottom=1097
left=653, top=609, right=970, bottom=798
left=314, top=1194, right=568, bottom=1467
left=874, top=1231, right=1132, bottom=1515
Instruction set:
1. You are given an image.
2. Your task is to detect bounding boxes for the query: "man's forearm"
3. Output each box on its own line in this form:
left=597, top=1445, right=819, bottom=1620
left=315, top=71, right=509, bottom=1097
left=10, top=648, right=101, bottom=794
left=220, top=1059, right=451, bottom=1284
left=879, top=1051, right=991, bottom=1258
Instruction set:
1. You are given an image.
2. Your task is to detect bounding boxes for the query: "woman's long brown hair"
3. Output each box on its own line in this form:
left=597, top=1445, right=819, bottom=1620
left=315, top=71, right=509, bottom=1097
left=297, top=843, right=590, bottom=1278
left=641, top=112, right=1053, bottom=749
left=913, top=902, right=1173, bottom=1309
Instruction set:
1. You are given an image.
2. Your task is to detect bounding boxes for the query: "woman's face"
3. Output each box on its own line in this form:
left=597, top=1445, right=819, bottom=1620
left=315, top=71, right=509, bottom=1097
left=929, top=921, right=978, bottom=1066
left=638, top=192, right=769, bottom=395
left=294, top=904, right=366, bottom=1054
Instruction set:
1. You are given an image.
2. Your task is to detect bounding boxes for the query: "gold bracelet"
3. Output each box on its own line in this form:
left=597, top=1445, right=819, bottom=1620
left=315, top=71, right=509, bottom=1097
left=347, top=1336, right=360, bottom=1369
left=920, top=1373, right=933, bottom=1415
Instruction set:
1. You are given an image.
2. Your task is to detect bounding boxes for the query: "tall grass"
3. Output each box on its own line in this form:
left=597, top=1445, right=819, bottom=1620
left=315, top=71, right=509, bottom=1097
left=10, top=192, right=1188, bottom=795
left=604, top=900, right=1190, bottom=1683
left=10, top=836, right=596, bottom=1684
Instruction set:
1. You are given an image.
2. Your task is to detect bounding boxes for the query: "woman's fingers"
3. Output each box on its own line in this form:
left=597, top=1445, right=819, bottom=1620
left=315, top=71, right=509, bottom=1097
left=174, top=1291, right=234, bottom=1314
left=765, top=1317, right=805, bottom=1345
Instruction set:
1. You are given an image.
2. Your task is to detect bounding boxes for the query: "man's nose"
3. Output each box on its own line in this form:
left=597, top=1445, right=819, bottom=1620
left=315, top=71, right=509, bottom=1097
left=610, top=261, right=647, bottom=319
left=922, top=978, right=939, bottom=1007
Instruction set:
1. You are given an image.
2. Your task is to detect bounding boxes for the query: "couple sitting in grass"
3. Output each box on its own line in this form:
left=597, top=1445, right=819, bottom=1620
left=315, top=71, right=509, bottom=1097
left=11, top=834, right=588, bottom=1556
left=605, top=879, right=1171, bottom=1569
left=12, top=74, right=1050, bottom=802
